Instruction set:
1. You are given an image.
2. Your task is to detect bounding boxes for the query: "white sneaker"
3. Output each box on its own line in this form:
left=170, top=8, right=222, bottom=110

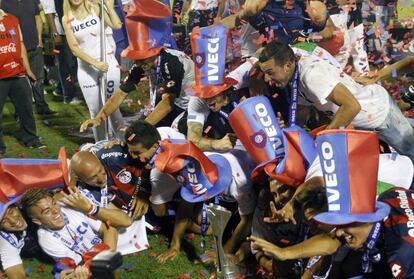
left=68, top=97, right=83, bottom=105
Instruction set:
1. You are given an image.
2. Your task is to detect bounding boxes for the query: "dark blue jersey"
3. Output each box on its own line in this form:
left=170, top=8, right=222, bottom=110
left=378, top=187, right=414, bottom=279
left=248, top=0, right=324, bottom=44
left=94, top=145, right=151, bottom=211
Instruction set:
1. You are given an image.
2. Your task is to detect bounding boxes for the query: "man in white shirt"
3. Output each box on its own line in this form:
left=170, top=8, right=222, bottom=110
left=257, top=41, right=414, bottom=162
left=21, top=188, right=117, bottom=265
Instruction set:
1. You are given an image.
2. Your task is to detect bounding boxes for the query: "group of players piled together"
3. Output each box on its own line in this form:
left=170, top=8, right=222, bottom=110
left=1, top=0, right=414, bottom=278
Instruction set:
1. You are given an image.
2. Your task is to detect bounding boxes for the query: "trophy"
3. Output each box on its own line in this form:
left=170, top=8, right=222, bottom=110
left=206, top=204, right=243, bottom=279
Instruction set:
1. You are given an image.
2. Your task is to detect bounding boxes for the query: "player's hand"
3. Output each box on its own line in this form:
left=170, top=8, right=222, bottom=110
left=277, top=112, right=286, bottom=129
left=213, top=133, right=237, bottom=151
left=248, top=236, right=286, bottom=261
left=61, top=187, right=92, bottom=213
left=93, top=61, right=109, bottom=72
left=103, top=139, right=124, bottom=149
left=130, top=194, right=149, bottom=220
left=27, top=70, right=37, bottom=83
left=80, top=118, right=102, bottom=133
left=157, top=247, right=180, bottom=263
left=263, top=201, right=296, bottom=225
left=59, top=266, right=90, bottom=279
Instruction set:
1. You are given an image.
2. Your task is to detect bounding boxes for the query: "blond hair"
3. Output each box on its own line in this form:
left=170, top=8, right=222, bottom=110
left=63, top=0, right=92, bottom=18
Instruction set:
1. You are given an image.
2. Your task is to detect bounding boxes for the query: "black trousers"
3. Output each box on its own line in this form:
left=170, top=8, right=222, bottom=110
left=56, top=36, right=77, bottom=102
left=0, top=76, right=39, bottom=150
left=28, top=47, right=50, bottom=113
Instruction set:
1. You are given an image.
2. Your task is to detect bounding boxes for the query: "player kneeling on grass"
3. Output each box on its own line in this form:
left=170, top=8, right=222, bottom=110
left=21, top=188, right=118, bottom=270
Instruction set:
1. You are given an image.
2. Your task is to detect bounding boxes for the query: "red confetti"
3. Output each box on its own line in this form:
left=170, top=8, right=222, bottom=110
left=179, top=274, right=190, bottom=279
left=127, top=133, right=136, bottom=142
left=37, top=264, right=46, bottom=273
left=150, top=251, right=157, bottom=257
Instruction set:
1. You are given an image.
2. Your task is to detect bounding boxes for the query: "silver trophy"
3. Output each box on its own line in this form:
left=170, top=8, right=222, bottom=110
left=206, top=204, right=243, bottom=279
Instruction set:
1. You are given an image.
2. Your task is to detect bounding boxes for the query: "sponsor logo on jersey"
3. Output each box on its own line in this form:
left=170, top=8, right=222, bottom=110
left=72, top=19, right=98, bottom=33
left=0, top=42, right=16, bottom=54
left=395, top=189, right=414, bottom=237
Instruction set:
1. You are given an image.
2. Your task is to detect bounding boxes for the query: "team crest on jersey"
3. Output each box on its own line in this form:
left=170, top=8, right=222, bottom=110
left=8, top=28, right=16, bottom=36
left=116, top=169, right=132, bottom=184
left=0, top=23, right=5, bottom=32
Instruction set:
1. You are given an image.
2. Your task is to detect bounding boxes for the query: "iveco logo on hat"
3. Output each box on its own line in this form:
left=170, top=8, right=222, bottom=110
left=320, top=141, right=341, bottom=211
left=254, top=103, right=283, bottom=154
left=207, top=38, right=220, bottom=81
left=187, top=162, right=207, bottom=195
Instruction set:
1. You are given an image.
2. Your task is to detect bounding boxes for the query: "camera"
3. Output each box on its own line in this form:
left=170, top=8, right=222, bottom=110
left=90, top=250, right=123, bottom=279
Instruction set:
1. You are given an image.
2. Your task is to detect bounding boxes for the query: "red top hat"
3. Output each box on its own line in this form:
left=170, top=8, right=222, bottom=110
left=121, top=0, right=173, bottom=60
left=185, top=25, right=237, bottom=99
left=0, top=147, right=69, bottom=198
left=313, top=129, right=390, bottom=225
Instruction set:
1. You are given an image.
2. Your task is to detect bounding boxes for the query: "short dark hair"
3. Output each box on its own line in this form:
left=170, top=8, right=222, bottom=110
left=124, top=120, right=161, bottom=148
left=293, top=184, right=327, bottom=219
left=20, top=188, right=53, bottom=217
left=258, top=41, right=295, bottom=65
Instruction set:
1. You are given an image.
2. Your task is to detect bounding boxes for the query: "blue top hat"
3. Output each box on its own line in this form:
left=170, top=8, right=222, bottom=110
left=313, top=129, right=391, bottom=225
left=153, top=139, right=233, bottom=203
left=229, top=96, right=317, bottom=186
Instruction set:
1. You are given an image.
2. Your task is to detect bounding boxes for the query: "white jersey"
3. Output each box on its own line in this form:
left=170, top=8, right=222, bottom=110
left=79, top=188, right=149, bottom=256
left=70, top=11, right=114, bottom=60
left=190, top=0, right=218, bottom=10
left=305, top=153, right=413, bottom=189
left=0, top=231, right=25, bottom=270
left=37, top=207, right=102, bottom=264
left=40, top=0, right=65, bottom=35
left=297, top=54, right=390, bottom=129
left=205, top=149, right=257, bottom=215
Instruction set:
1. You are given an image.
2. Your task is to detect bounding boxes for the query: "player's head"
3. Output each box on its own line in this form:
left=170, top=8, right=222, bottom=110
left=21, top=188, right=65, bottom=231
left=259, top=41, right=296, bottom=88
left=293, top=183, right=331, bottom=234
left=203, top=88, right=234, bottom=112
left=307, top=1, right=328, bottom=27
left=269, top=179, right=295, bottom=210
left=135, top=53, right=160, bottom=72
left=0, top=206, right=27, bottom=232
left=71, top=151, right=107, bottom=188
left=124, top=120, right=161, bottom=162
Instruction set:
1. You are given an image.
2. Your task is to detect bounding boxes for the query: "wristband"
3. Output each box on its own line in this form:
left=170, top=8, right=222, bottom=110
left=87, top=204, right=98, bottom=216
left=92, top=206, right=100, bottom=216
